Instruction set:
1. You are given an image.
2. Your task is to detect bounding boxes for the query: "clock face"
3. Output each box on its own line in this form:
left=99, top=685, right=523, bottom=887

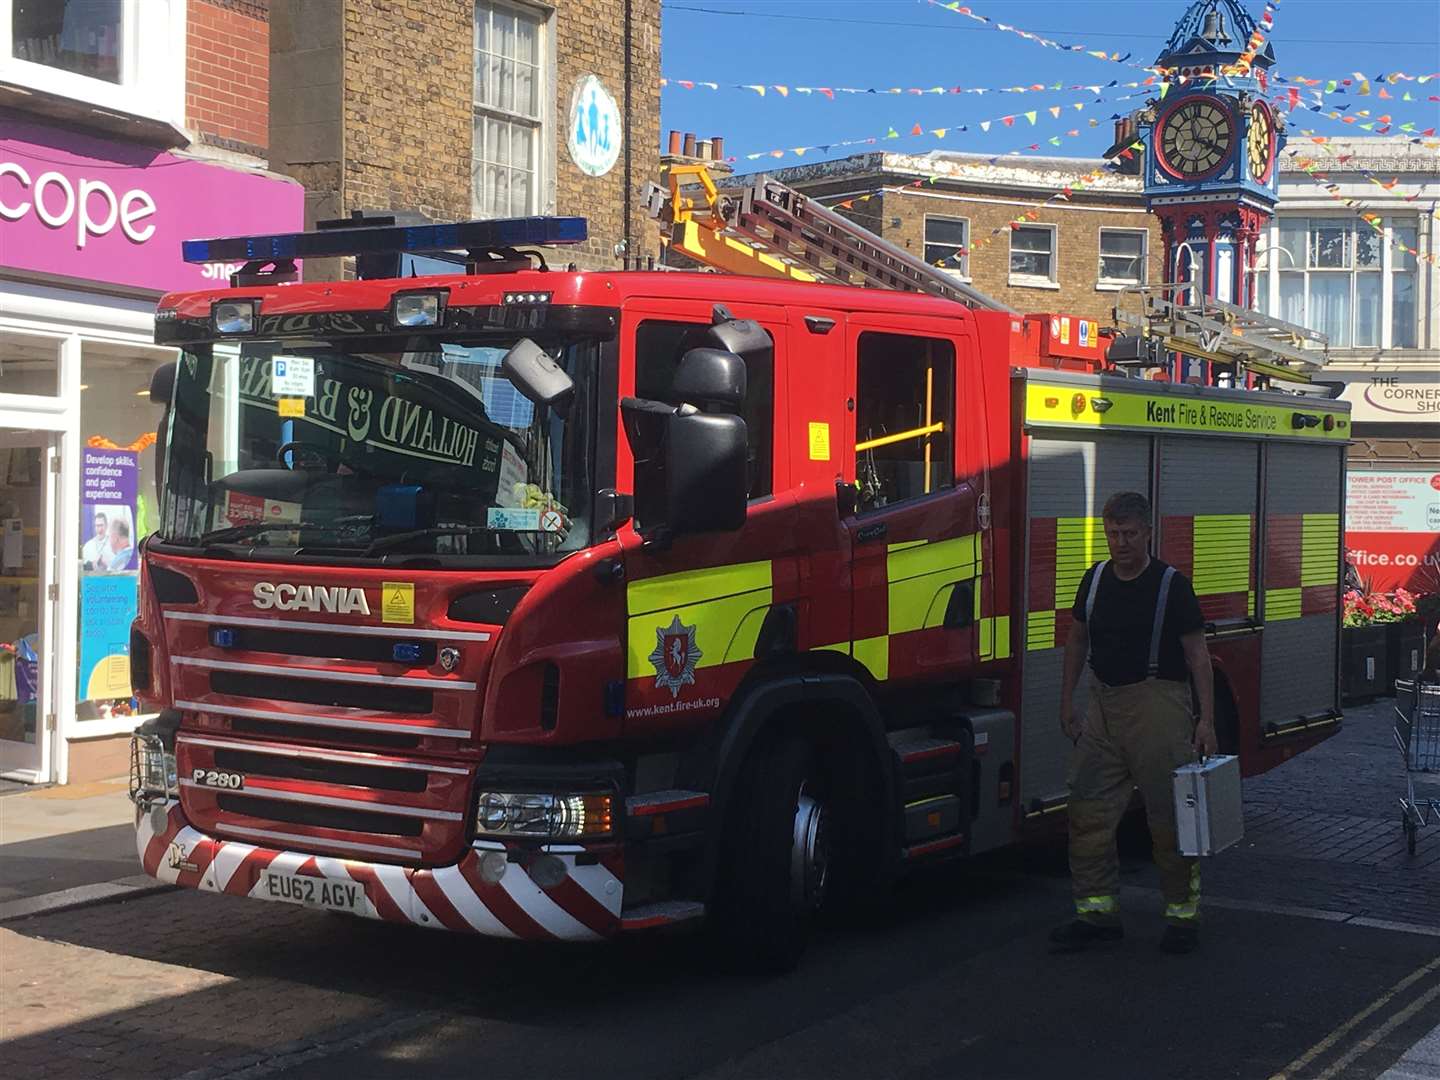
left=1158, top=99, right=1235, bottom=180
left=1248, top=102, right=1275, bottom=182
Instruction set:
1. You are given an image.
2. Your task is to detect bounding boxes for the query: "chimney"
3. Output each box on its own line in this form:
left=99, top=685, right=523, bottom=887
left=697, top=139, right=712, bottom=160
left=668, top=130, right=681, bottom=155
left=683, top=132, right=696, bottom=157
left=711, top=136, right=724, bottom=161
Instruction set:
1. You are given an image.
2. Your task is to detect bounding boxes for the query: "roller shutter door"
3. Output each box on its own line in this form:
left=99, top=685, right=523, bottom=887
left=1021, top=433, right=1150, bottom=810
left=1260, top=442, right=1343, bottom=726
left=1156, top=438, right=1259, bottom=624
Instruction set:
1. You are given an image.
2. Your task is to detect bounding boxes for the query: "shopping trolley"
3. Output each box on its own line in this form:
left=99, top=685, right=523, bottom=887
left=1394, top=679, right=1440, bottom=855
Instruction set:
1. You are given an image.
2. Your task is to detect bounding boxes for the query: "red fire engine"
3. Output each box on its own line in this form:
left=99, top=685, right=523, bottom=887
left=129, top=171, right=1349, bottom=969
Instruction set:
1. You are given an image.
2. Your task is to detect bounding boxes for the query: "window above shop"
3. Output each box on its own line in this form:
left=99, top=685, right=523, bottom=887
left=0, top=0, right=185, bottom=130
left=1257, top=216, right=1418, bottom=351
left=1010, top=223, right=1058, bottom=288
left=472, top=0, right=551, bottom=220
left=923, top=215, right=969, bottom=279
left=1098, top=228, right=1148, bottom=289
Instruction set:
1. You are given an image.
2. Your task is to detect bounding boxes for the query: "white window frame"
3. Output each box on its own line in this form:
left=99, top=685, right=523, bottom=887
left=472, top=0, right=554, bottom=220
left=1096, top=227, right=1148, bottom=290
left=0, top=0, right=186, bottom=130
left=1259, top=215, right=1416, bottom=351
left=1009, top=223, right=1059, bottom=289
left=922, top=214, right=970, bottom=280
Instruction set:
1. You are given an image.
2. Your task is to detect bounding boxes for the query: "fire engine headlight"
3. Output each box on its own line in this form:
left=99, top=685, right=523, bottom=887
left=391, top=291, right=444, bottom=328
left=212, top=299, right=257, bottom=335
left=474, top=791, right=613, bottom=839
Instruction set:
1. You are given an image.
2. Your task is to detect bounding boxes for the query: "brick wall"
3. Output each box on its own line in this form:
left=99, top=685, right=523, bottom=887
left=188, top=0, right=269, bottom=156
left=879, top=190, right=1163, bottom=324
left=269, top=0, right=661, bottom=277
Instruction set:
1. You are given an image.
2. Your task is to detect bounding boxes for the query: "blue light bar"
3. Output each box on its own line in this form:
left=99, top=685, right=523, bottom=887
left=181, top=217, right=588, bottom=265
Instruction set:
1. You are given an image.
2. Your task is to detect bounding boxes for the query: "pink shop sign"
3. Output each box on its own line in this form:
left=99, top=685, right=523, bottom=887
left=0, top=116, right=303, bottom=294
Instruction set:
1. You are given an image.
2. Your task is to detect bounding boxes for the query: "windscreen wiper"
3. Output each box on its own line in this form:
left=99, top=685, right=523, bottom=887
left=198, top=520, right=361, bottom=545
left=361, top=523, right=548, bottom=556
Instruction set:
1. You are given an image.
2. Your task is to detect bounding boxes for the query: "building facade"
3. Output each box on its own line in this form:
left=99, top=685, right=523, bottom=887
left=0, top=0, right=302, bottom=784
left=749, top=150, right=1161, bottom=325
left=1260, top=137, right=1439, bottom=593
left=268, top=0, right=663, bottom=273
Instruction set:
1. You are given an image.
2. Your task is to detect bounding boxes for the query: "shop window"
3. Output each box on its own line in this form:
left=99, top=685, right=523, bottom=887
left=1098, top=228, right=1147, bottom=287
left=1010, top=224, right=1057, bottom=286
left=76, top=344, right=173, bottom=724
left=473, top=1, right=548, bottom=218
left=854, top=332, right=955, bottom=512
left=0, top=332, right=61, bottom=397
left=634, top=320, right=774, bottom=504
left=0, top=0, right=185, bottom=127
left=1266, top=216, right=1417, bottom=350
left=923, top=216, right=969, bottom=276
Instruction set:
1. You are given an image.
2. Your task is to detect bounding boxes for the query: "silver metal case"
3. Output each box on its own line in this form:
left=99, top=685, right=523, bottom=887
left=1172, top=754, right=1244, bottom=856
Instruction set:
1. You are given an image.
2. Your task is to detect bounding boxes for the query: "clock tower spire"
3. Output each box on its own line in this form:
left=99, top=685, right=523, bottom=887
left=1141, top=0, right=1283, bottom=367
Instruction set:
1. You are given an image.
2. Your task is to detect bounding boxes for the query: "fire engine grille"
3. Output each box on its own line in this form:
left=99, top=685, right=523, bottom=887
left=219, top=626, right=439, bottom=666
left=209, top=670, right=433, bottom=714
left=212, top=748, right=428, bottom=793
left=216, top=793, right=425, bottom=838
left=227, top=716, right=422, bottom=750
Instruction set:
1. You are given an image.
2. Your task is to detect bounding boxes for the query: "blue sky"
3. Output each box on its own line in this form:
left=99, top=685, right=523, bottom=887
left=660, top=0, right=1440, bottom=165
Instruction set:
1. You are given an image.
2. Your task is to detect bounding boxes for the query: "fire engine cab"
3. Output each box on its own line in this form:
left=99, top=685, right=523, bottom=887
left=129, top=178, right=1349, bottom=970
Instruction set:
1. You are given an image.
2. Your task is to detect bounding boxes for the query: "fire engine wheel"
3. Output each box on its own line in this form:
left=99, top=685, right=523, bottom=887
left=712, top=732, right=830, bottom=973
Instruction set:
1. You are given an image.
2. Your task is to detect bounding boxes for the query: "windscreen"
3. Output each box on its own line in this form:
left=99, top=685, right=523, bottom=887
left=157, top=336, right=597, bottom=563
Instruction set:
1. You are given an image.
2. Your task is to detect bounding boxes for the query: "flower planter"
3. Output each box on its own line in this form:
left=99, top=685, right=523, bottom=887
left=1341, top=623, right=1390, bottom=702
left=1388, top=619, right=1426, bottom=685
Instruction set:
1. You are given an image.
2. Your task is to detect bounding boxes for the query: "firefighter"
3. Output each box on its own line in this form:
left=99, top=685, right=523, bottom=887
left=1049, top=491, right=1216, bottom=955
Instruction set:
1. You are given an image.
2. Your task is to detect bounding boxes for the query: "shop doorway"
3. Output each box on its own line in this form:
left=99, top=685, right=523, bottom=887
left=0, top=432, right=60, bottom=783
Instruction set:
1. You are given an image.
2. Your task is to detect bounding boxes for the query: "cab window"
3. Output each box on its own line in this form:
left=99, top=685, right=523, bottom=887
left=854, top=332, right=955, bottom=512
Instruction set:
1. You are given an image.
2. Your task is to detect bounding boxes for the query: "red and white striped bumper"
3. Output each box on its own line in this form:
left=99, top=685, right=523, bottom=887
left=136, top=801, right=624, bottom=941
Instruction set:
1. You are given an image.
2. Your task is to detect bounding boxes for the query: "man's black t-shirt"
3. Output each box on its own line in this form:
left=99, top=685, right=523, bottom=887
left=1072, top=559, right=1205, bottom=686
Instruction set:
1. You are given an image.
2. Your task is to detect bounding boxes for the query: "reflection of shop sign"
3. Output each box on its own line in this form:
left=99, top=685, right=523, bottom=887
left=239, top=357, right=483, bottom=468
left=567, top=75, right=622, bottom=178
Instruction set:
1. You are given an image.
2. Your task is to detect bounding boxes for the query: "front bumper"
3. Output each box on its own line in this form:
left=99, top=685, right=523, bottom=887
left=135, top=800, right=624, bottom=941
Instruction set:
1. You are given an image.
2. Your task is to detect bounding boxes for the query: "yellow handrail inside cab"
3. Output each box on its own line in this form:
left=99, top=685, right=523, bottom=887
left=855, top=422, right=946, bottom=453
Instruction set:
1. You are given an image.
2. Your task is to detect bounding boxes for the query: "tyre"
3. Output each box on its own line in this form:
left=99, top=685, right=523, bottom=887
left=710, top=733, right=830, bottom=974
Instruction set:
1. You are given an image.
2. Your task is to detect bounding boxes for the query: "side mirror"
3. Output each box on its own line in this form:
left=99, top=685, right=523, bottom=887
left=673, top=347, right=745, bottom=412
left=663, top=408, right=747, bottom=534
left=706, top=307, right=771, bottom=362
left=621, top=397, right=747, bottom=537
left=501, top=338, right=574, bottom=413
left=150, top=361, right=177, bottom=406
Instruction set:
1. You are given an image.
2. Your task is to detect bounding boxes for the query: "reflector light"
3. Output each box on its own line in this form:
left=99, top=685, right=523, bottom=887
left=182, top=217, right=588, bottom=264
left=210, top=628, right=237, bottom=648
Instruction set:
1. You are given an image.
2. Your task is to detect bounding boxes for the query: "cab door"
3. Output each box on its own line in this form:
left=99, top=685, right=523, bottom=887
left=616, top=298, right=800, bottom=737
left=839, top=316, right=982, bottom=688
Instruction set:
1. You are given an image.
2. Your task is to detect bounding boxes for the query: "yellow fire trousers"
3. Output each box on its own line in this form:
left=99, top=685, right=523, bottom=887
left=1067, top=678, right=1201, bottom=925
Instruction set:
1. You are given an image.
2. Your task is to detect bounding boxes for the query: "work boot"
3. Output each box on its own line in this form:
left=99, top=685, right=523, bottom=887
left=1159, top=924, right=1199, bottom=954
left=1048, top=919, right=1123, bottom=953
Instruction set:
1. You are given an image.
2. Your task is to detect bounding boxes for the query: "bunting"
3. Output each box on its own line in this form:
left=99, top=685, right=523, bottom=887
left=663, top=77, right=1157, bottom=98
left=926, top=0, right=1157, bottom=72
left=739, top=88, right=1145, bottom=161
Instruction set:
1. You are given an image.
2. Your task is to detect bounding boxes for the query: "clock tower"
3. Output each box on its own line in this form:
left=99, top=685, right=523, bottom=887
left=1141, top=0, right=1282, bottom=328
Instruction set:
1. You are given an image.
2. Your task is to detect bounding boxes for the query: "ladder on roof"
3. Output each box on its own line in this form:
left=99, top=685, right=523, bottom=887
left=643, top=164, right=1013, bottom=312
left=1112, top=284, right=1332, bottom=384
